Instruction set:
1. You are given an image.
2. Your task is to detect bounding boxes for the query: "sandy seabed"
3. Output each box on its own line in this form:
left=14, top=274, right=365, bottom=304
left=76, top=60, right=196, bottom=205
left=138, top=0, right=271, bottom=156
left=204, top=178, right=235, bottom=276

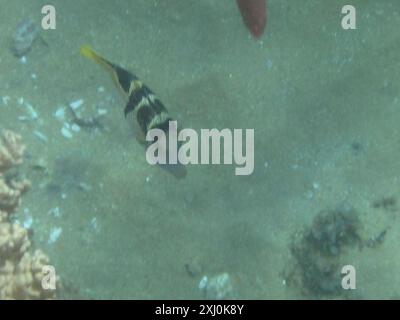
left=0, top=0, right=400, bottom=299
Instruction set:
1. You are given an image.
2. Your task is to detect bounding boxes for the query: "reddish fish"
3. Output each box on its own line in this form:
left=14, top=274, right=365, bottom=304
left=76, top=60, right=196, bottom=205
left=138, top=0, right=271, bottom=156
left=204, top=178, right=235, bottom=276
left=236, top=0, right=267, bottom=39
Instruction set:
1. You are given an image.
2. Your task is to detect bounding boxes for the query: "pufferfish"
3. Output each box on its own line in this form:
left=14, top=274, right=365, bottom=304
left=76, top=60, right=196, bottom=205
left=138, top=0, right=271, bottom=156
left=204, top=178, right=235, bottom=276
left=80, top=45, right=187, bottom=179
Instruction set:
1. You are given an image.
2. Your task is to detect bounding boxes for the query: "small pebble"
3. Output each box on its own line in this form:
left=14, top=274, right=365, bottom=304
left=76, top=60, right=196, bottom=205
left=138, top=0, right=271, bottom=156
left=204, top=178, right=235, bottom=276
left=200, top=273, right=233, bottom=300
left=23, top=215, right=33, bottom=229
left=198, top=276, right=208, bottom=290
left=31, top=158, right=47, bottom=171
left=33, top=130, right=48, bottom=143
left=48, top=227, right=62, bottom=244
left=2, top=96, right=10, bottom=105
left=90, top=217, right=99, bottom=232
left=78, top=182, right=92, bottom=192
left=97, top=108, right=108, bottom=116
left=313, top=182, right=320, bottom=190
left=71, top=124, right=81, bottom=132
left=69, top=99, right=84, bottom=110
left=306, top=190, right=314, bottom=199
left=18, top=116, right=29, bottom=122
left=54, top=107, right=65, bottom=121
left=25, top=103, right=38, bottom=119
left=61, top=126, right=73, bottom=139
left=22, top=208, right=33, bottom=229
left=48, top=207, right=61, bottom=218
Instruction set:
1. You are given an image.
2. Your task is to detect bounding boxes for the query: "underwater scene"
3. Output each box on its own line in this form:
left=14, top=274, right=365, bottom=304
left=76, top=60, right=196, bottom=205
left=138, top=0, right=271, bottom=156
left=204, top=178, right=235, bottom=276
left=0, top=0, right=400, bottom=300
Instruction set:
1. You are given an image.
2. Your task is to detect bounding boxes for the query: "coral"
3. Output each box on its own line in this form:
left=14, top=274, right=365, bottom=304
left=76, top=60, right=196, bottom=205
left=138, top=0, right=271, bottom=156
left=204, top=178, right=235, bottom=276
left=0, top=130, right=56, bottom=299
left=199, top=273, right=234, bottom=300
left=0, top=130, right=25, bottom=172
left=0, top=178, right=30, bottom=215
left=0, top=130, right=30, bottom=215
left=0, top=211, right=54, bottom=299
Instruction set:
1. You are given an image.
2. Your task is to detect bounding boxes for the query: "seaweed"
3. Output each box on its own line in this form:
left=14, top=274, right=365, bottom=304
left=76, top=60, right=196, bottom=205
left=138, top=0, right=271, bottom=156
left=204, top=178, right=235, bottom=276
left=305, top=208, right=362, bottom=257
left=286, top=207, right=363, bottom=298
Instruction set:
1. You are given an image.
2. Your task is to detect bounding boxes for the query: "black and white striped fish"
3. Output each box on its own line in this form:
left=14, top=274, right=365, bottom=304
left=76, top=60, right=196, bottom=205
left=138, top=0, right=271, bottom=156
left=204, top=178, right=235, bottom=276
left=80, top=45, right=187, bottom=179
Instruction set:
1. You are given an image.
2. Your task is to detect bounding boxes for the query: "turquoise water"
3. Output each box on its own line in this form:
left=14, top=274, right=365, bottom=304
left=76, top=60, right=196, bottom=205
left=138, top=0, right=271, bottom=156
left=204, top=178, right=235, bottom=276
left=1, top=0, right=400, bottom=299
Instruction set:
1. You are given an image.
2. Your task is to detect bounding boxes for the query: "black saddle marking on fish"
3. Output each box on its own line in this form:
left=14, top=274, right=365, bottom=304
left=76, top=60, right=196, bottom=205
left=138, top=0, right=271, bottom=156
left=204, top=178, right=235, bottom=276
left=114, top=65, right=138, bottom=94
left=79, top=45, right=187, bottom=179
left=124, top=84, right=153, bottom=117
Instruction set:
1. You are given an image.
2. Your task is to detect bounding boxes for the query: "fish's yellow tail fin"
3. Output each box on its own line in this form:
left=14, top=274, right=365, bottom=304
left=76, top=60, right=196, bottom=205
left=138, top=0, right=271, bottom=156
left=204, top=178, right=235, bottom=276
left=80, top=45, right=114, bottom=73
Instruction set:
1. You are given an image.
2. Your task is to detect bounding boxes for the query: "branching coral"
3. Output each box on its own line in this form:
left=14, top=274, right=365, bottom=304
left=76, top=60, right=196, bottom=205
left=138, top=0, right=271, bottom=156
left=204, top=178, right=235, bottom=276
left=0, top=130, right=56, bottom=299
left=0, top=178, right=30, bottom=214
left=0, top=130, right=30, bottom=215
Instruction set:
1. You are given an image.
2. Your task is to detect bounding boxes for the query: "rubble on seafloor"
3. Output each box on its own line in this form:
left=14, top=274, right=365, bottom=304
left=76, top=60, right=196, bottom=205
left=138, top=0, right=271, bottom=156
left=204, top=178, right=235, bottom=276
left=198, top=273, right=234, bottom=300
